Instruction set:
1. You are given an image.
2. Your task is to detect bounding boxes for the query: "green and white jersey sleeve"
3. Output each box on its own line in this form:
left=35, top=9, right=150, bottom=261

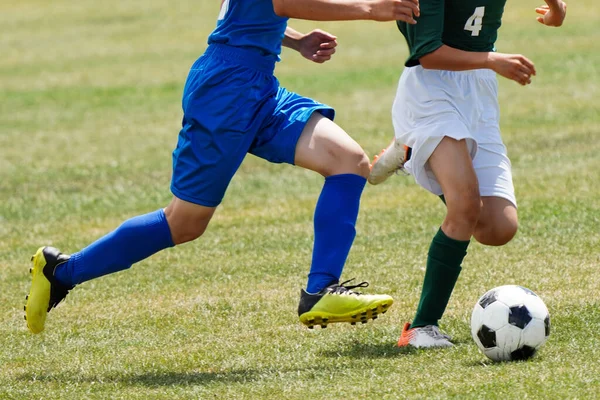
left=397, top=0, right=507, bottom=66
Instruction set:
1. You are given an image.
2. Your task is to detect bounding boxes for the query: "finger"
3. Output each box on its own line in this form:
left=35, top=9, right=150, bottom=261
left=316, top=48, right=336, bottom=57
left=397, top=16, right=417, bottom=24
left=519, top=71, right=532, bottom=85
left=396, top=11, right=417, bottom=24
left=312, top=55, right=331, bottom=64
left=520, top=57, right=536, bottom=75
left=535, top=8, right=548, bottom=15
left=410, top=1, right=420, bottom=17
left=400, top=2, right=420, bottom=18
left=536, top=16, right=545, bottom=24
left=405, top=0, right=420, bottom=9
left=519, top=67, right=532, bottom=79
left=313, top=29, right=337, bottom=41
left=319, top=41, right=338, bottom=49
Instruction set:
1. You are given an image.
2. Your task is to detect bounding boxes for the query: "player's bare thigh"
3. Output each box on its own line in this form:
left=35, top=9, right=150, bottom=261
left=474, top=197, right=518, bottom=246
left=428, top=137, right=481, bottom=241
left=294, top=113, right=370, bottom=178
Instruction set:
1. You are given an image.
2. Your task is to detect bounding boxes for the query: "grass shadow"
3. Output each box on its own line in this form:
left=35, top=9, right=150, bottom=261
left=320, top=335, right=472, bottom=359
left=320, top=341, right=419, bottom=359
left=17, top=369, right=261, bottom=387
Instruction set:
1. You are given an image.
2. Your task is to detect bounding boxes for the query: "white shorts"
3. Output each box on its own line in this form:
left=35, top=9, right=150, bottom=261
left=392, top=65, right=516, bottom=207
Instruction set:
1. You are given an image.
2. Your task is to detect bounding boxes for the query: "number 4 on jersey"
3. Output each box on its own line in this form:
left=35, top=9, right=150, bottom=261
left=464, top=6, right=485, bottom=36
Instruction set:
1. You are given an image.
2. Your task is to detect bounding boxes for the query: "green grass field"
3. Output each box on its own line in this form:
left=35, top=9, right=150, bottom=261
left=1, top=1, right=599, bottom=398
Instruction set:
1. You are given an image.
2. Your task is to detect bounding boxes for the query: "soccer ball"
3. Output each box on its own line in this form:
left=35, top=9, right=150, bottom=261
left=471, top=285, right=550, bottom=362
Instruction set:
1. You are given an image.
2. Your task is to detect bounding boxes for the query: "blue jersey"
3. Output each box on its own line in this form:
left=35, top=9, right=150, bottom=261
left=208, top=0, right=288, bottom=58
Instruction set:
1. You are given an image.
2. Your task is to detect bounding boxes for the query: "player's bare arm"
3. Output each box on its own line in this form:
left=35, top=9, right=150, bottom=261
left=536, top=0, right=567, bottom=26
left=283, top=27, right=338, bottom=63
left=273, top=0, right=419, bottom=24
left=419, top=47, right=536, bottom=86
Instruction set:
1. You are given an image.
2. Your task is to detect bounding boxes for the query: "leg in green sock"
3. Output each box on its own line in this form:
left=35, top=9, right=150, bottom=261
left=410, top=227, right=470, bottom=328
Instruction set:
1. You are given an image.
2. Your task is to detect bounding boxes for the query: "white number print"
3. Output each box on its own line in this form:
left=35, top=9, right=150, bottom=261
left=218, top=0, right=230, bottom=21
left=464, top=6, right=485, bottom=37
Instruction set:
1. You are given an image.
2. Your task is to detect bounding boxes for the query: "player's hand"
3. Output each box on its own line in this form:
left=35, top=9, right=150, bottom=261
left=297, top=29, right=338, bottom=64
left=487, top=53, right=536, bottom=86
left=370, top=0, right=420, bottom=24
left=536, top=2, right=567, bottom=27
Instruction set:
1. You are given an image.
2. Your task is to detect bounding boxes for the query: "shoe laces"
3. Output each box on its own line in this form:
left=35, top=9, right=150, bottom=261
left=419, top=325, right=451, bottom=340
left=327, top=279, right=369, bottom=296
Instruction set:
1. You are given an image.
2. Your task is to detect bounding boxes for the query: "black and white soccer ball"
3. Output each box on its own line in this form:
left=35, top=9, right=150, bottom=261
left=471, top=285, right=550, bottom=362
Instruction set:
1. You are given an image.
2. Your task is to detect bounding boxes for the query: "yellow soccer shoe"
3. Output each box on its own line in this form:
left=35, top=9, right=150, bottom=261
left=25, top=247, right=73, bottom=334
left=298, top=279, right=393, bottom=329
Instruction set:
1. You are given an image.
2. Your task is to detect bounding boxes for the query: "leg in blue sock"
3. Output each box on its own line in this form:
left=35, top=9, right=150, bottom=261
left=306, top=173, right=366, bottom=293
left=54, top=209, right=174, bottom=287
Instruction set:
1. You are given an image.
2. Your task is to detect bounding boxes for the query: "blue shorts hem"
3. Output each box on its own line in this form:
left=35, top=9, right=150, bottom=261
left=170, top=185, right=221, bottom=208
left=285, top=106, right=335, bottom=166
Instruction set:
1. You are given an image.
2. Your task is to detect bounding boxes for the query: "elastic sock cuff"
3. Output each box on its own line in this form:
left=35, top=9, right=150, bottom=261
left=325, top=173, right=367, bottom=187
left=157, top=209, right=175, bottom=248
left=429, top=227, right=470, bottom=266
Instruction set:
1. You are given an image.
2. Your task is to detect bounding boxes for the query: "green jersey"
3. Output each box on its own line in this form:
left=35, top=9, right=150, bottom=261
left=398, top=0, right=507, bottom=66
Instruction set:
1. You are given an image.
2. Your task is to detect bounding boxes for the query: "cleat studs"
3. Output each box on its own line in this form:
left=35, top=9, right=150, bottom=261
left=361, top=312, right=367, bottom=316
left=25, top=295, right=29, bottom=300
left=23, top=306, right=26, bottom=311
left=351, top=315, right=357, bottom=319
left=30, top=256, right=34, bottom=261
left=308, top=325, right=314, bottom=329
left=321, top=324, right=327, bottom=329
left=382, top=310, right=387, bottom=314
left=322, top=318, right=329, bottom=323
left=361, top=320, right=368, bottom=324
left=29, top=268, right=32, bottom=274
left=351, top=322, right=356, bottom=326
left=24, top=315, right=27, bottom=320
left=372, top=316, right=378, bottom=320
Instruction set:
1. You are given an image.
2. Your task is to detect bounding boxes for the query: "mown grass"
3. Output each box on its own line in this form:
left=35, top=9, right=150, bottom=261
left=1, top=1, right=599, bottom=399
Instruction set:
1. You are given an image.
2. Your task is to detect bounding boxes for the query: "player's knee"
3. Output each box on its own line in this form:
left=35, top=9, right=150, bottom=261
left=164, top=199, right=214, bottom=245
left=475, top=218, right=518, bottom=246
left=324, top=147, right=370, bottom=178
left=445, top=188, right=482, bottom=230
left=169, top=221, right=208, bottom=245
left=352, top=151, right=371, bottom=178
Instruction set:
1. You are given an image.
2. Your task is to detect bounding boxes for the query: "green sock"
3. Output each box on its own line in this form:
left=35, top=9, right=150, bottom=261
left=410, top=228, right=470, bottom=329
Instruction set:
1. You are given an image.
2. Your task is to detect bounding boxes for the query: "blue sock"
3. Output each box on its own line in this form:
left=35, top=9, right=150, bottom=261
left=55, top=209, right=175, bottom=287
left=306, top=174, right=366, bottom=293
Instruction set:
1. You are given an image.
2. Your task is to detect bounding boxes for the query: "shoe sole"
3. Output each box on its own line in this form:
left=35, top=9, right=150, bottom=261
left=25, top=247, right=51, bottom=334
left=368, top=142, right=408, bottom=185
left=399, top=341, right=454, bottom=349
left=299, top=299, right=393, bottom=329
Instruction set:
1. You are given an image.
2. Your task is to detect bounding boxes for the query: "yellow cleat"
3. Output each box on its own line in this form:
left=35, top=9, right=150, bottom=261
left=25, top=247, right=73, bottom=334
left=298, top=279, right=393, bottom=329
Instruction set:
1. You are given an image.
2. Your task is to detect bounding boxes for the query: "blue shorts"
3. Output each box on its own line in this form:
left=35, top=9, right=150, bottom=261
left=170, top=44, right=335, bottom=207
